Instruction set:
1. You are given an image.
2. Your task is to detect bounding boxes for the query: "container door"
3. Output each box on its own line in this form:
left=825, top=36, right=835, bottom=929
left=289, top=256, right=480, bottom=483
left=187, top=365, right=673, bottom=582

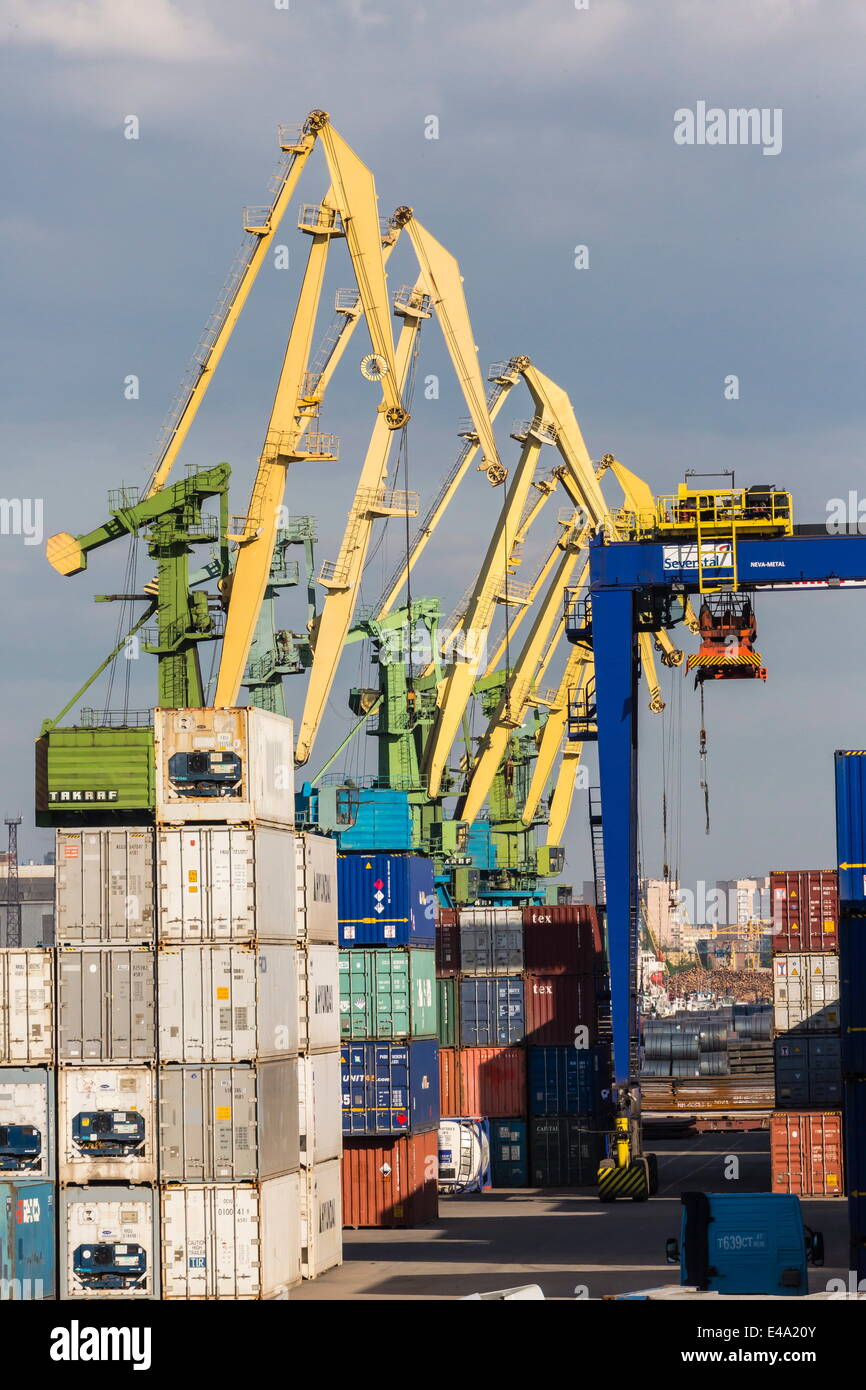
left=260, top=1173, right=301, bottom=1295
left=257, top=946, right=299, bottom=1059
left=254, top=827, right=296, bottom=942
left=258, top=1058, right=300, bottom=1178
left=410, top=951, right=436, bottom=1038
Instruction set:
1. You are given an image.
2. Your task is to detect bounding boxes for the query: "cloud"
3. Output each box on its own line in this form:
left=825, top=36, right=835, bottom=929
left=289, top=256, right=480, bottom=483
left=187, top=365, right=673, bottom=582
left=1, top=0, right=233, bottom=61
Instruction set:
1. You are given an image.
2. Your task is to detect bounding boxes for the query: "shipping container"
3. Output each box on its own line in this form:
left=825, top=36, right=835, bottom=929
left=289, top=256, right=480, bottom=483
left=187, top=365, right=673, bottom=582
left=529, top=1116, right=606, bottom=1186
left=524, top=974, right=598, bottom=1045
left=0, top=1067, right=54, bottom=1177
left=300, top=1159, right=342, bottom=1278
left=459, top=976, right=525, bottom=1047
left=835, top=750, right=866, bottom=906
left=157, top=825, right=296, bottom=943
left=490, top=1117, right=528, bottom=1187
left=58, top=1065, right=156, bottom=1184
left=157, top=944, right=299, bottom=1063
left=435, top=917, right=461, bottom=976
left=527, top=1045, right=611, bottom=1115
left=438, top=1046, right=526, bottom=1119
left=459, top=907, right=522, bottom=927
left=295, top=832, right=338, bottom=943
left=843, top=1078, right=866, bottom=1237
left=341, top=1132, right=438, bottom=1228
left=61, top=1186, right=158, bottom=1299
left=161, top=1176, right=301, bottom=1299
left=0, top=1179, right=55, bottom=1298
left=341, top=1040, right=439, bottom=1135
left=298, top=1051, right=342, bottom=1167
left=37, top=726, right=154, bottom=824
left=840, top=917, right=866, bottom=1073
left=773, top=953, right=840, bottom=1034
left=298, top=944, right=340, bottom=1053
left=58, top=946, right=155, bottom=1062
left=522, top=904, right=604, bottom=975
left=437, top=978, right=457, bottom=1047
left=770, top=871, right=839, bottom=953
left=337, top=854, right=436, bottom=947
left=459, top=919, right=523, bottom=975
left=154, top=706, right=294, bottom=826
left=0, top=950, right=53, bottom=1064
left=55, top=827, right=154, bottom=943
left=437, top=1118, right=491, bottom=1193
left=774, top=1037, right=842, bottom=1109
left=339, top=948, right=436, bottom=1040
left=159, top=1060, right=299, bottom=1182
left=770, top=1111, right=843, bottom=1196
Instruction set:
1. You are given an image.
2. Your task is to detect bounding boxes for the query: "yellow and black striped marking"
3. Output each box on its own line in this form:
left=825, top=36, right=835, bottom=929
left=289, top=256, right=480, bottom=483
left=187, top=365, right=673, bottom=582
left=686, top=650, right=763, bottom=669
left=597, top=1160, right=650, bottom=1201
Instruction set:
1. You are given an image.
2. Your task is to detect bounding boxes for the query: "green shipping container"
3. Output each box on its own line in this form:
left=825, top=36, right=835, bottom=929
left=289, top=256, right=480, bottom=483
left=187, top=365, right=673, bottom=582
left=437, top=978, right=457, bottom=1047
left=339, top=949, right=437, bottom=1040
left=35, top=726, right=155, bottom=825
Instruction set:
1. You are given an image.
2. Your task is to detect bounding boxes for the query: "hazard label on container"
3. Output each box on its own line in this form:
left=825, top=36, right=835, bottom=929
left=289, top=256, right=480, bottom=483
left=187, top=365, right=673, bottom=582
left=64, top=844, right=80, bottom=859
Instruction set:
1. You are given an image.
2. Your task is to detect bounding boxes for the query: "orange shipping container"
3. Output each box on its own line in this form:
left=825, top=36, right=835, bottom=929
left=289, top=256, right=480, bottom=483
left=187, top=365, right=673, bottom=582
left=341, top=1132, right=439, bottom=1228
left=439, top=1046, right=526, bottom=1118
left=770, top=1110, right=844, bottom=1197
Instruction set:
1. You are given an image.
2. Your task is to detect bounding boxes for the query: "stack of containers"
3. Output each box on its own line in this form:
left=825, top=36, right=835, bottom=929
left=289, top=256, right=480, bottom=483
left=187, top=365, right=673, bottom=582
left=0, top=943, right=55, bottom=1298
left=769, top=868, right=844, bottom=1198
left=835, top=751, right=866, bottom=1280
left=338, top=853, right=440, bottom=1228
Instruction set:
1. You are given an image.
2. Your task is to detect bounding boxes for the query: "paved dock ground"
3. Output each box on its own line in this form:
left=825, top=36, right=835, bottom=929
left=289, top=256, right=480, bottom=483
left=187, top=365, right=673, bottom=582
left=293, top=1134, right=850, bottom=1300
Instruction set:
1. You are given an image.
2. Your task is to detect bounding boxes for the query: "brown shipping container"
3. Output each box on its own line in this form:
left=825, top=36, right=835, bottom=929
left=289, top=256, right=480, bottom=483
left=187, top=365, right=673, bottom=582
left=439, top=1046, right=527, bottom=1118
left=770, top=1110, right=844, bottom=1197
left=341, top=1132, right=439, bottom=1228
left=524, top=974, right=598, bottom=1044
left=770, top=870, right=839, bottom=954
left=522, top=904, right=604, bottom=975
left=435, top=918, right=460, bottom=977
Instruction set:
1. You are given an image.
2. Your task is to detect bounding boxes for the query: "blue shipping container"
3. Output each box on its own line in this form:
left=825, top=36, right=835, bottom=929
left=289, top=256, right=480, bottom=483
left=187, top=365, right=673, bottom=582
left=459, top=977, right=525, bottom=1046
left=840, top=919, right=866, bottom=1073
left=528, top=1045, right=610, bottom=1116
left=490, top=1117, right=528, bottom=1187
left=835, top=751, right=866, bottom=906
left=0, top=1180, right=55, bottom=1299
left=845, top=1078, right=866, bottom=1244
left=338, top=854, right=436, bottom=947
left=341, top=1040, right=439, bottom=1135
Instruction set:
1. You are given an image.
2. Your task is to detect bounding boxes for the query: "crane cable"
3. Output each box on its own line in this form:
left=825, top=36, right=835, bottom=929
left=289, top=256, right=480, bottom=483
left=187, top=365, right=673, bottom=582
left=699, top=681, right=710, bottom=835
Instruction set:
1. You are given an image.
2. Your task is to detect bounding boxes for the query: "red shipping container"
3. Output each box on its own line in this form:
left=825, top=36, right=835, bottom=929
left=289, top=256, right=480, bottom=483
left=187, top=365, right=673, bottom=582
left=770, top=870, right=839, bottom=953
left=341, top=1132, right=439, bottom=1228
left=522, top=904, right=604, bottom=975
left=770, top=1111, right=844, bottom=1197
left=435, top=918, right=460, bottom=976
left=524, top=974, right=598, bottom=1044
left=439, top=1046, right=527, bottom=1118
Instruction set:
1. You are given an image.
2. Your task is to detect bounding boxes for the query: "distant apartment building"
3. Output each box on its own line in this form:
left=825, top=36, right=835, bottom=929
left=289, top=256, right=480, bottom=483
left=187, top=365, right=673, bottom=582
left=715, top=877, right=770, bottom=926
left=0, top=863, right=54, bottom=945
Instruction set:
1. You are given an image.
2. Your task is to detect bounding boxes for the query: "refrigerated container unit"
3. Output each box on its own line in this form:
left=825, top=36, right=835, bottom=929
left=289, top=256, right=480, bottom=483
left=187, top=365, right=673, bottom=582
left=0, top=949, right=53, bottom=1064
left=161, top=1176, right=302, bottom=1299
left=458, top=976, right=525, bottom=1047
left=458, top=916, right=523, bottom=975
left=529, top=1116, right=606, bottom=1186
left=58, top=1065, right=156, bottom=1185
left=527, top=1044, right=612, bottom=1116
left=55, top=827, right=155, bottom=944
left=57, top=946, right=155, bottom=1063
left=524, top=974, right=599, bottom=1045
left=438, top=1046, right=527, bottom=1119
left=300, top=1159, right=343, bottom=1278
left=437, top=1118, right=490, bottom=1193
left=341, top=1040, right=439, bottom=1135
left=770, top=1110, right=843, bottom=1196
left=0, top=1178, right=55, bottom=1298
left=157, top=825, right=297, bottom=943
left=773, top=954, right=840, bottom=1034
left=774, top=1037, right=842, bottom=1109
left=339, top=948, right=436, bottom=1040
left=341, top=1131, right=439, bottom=1228
left=159, top=1059, right=300, bottom=1182
left=770, top=870, right=839, bottom=953
left=522, top=904, right=605, bottom=975
left=0, top=1067, right=54, bottom=1177
left=437, top=978, right=457, bottom=1047
left=153, top=706, right=295, bottom=826
left=295, top=832, right=338, bottom=943
left=489, top=1117, right=528, bottom=1188
left=298, top=944, right=340, bottom=1053
left=157, top=943, right=299, bottom=1063
left=60, top=1186, right=158, bottom=1299
left=298, top=1052, right=342, bottom=1167
left=337, top=853, right=436, bottom=947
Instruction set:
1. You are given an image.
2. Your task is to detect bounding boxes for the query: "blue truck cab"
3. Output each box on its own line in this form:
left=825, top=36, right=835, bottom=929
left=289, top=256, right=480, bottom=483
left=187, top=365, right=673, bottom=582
left=666, top=1192, right=823, bottom=1297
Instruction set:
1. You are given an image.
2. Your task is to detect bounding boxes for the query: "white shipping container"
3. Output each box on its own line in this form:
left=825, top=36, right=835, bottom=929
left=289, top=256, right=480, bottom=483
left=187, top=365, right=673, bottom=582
left=298, top=945, right=340, bottom=1053
left=55, top=828, right=155, bottom=943
left=458, top=907, right=523, bottom=927
left=154, top=706, right=294, bottom=826
left=295, top=833, right=338, bottom=943
left=0, top=949, right=53, bottom=1064
left=157, top=826, right=296, bottom=943
left=61, top=1187, right=158, bottom=1299
left=58, top=1066, right=156, bottom=1184
left=158, top=944, right=299, bottom=1062
left=298, top=1051, right=342, bottom=1166
left=58, top=947, right=155, bottom=1062
left=300, top=1159, right=342, bottom=1278
left=773, top=953, right=841, bottom=1034
left=160, top=1176, right=301, bottom=1299
left=0, top=1067, right=54, bottom=1177
left=159, top=1060, right=300, bottom=1182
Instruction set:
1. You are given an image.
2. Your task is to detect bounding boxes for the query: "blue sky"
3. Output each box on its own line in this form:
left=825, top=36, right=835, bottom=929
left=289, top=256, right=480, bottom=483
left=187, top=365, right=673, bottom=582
left=2, top=0, right=865, bottom=890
